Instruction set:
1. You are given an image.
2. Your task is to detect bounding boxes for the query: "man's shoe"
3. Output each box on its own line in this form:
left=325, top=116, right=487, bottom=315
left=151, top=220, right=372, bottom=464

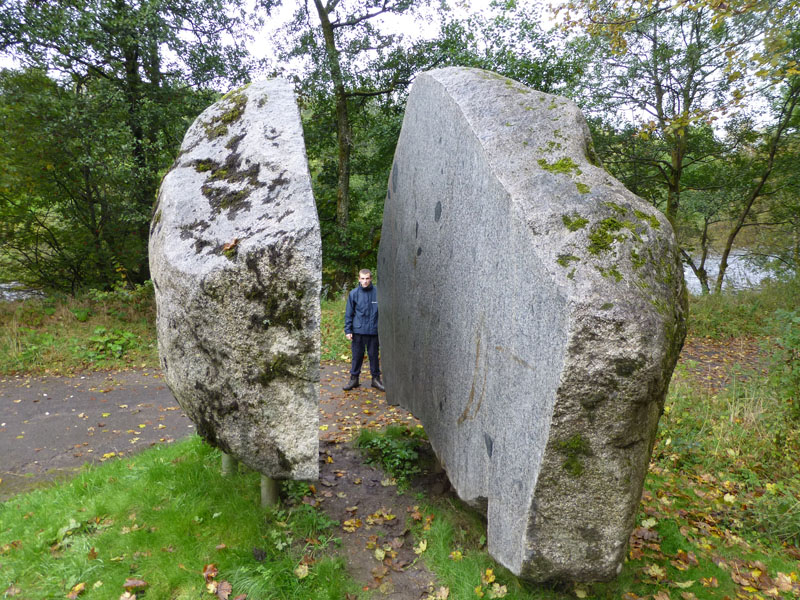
left=343, top=376, right=359, bottom=391
left=371, top=376, right=385, bottom=392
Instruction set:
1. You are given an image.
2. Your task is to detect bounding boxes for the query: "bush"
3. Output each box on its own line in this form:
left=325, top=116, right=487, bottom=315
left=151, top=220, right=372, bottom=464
left=769, top=309, right=800, bottom=419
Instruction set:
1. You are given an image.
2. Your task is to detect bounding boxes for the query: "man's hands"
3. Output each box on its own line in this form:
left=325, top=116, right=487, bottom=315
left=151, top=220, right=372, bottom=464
left=346, top=333, right=353, bottom=341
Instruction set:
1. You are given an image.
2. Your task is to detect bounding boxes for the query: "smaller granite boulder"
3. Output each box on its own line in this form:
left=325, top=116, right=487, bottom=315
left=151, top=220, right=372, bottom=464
left=149, top=80, right=321, bottom=480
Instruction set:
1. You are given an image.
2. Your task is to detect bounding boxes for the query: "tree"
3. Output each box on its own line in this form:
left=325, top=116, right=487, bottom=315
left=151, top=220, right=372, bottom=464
left=0, top=0, right=250, bottom=290
left=559, top=0, right=799, bottom=289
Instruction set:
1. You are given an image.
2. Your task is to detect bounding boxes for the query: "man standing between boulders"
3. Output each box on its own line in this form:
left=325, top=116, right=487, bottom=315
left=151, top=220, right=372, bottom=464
left=343, top=269, right=385, bottom=392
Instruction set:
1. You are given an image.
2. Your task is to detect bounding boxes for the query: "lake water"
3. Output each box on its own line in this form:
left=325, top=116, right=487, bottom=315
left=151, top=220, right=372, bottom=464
left=682, top=251, right=774, bottom=295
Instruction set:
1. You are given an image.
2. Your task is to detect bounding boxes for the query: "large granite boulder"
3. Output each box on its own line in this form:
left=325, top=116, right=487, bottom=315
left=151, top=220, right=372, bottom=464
left=149, top=80, right=321, bottom=480
left=378, top=68, right=687, bottom=581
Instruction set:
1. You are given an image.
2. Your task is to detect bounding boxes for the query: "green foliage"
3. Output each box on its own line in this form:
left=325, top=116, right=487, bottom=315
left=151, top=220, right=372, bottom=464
left=0, top=0, right=250, bottom=292
left=0, top=436, right=358, bottom=600
left=355, top=425, right=428, bottom=487
left=768, top=309, right=800, bottom=419
left=687, top=278, right=800, bottom=339
left=0, top=281, right=158, bottom=374
left=655, top=368, right=800, bottom=545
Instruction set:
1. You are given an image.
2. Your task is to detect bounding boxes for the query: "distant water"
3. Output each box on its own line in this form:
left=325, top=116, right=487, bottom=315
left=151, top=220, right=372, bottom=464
left=682, top=251, right=774, bottom=295
left=0, top=283, right=42, bottom=301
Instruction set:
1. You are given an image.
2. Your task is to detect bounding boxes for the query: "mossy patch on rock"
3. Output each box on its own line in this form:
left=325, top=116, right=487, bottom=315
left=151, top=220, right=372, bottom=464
left=587, top=217, right=628, bottom=255
left=576, top=182, right=591, bottom=194
left=634, top=209, right=661, bottom=229
left=557, top=434, right=592, bottom=477
left=557, top=254, right=581, bottom=267
left=202, top=88, right=248, bottom=141
left=562, top=213, right=589, bottom=231
left=538, top=157, right=582, bottom=176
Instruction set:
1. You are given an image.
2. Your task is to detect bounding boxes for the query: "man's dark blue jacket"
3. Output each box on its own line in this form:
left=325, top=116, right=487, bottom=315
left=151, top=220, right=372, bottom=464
left=344, top=284, right=378, bottom=335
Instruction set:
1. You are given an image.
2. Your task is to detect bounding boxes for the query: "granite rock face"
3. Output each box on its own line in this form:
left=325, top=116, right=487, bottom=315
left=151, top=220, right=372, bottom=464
left=149, top=80, right=321, bottom=480
left=378, top=68, right=687, bottom=581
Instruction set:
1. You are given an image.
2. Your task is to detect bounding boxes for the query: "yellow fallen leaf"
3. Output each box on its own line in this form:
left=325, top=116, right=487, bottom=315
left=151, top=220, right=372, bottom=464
left=374, top=547, right=386, bottom=561
left=294, top=564, right=309, bottom=579
left=414, top=540, right=427, bottom=555
left=101, top=413, right=110, bottom=418
left=449, top=550, right=463, bottom=561
left=723, top=493, right=736, bottom=504
left=319, top=425, right=329, bottom=431
left=574, top=586, right=588, bottom=598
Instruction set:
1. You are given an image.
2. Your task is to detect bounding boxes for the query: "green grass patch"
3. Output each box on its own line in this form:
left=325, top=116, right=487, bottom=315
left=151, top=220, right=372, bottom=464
left=321, top=296, right=348, bottom=362
left=356, top=425, right=430, bottom=488
left=0, top=436, right=359, bottom=600
left=687, top=278, right=799, bottom=339
left=0, top=282, right=159, bottom=375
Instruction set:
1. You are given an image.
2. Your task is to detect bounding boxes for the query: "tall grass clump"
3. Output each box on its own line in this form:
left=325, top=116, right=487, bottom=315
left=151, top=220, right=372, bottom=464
left=0, top=281, right=158, bottom=374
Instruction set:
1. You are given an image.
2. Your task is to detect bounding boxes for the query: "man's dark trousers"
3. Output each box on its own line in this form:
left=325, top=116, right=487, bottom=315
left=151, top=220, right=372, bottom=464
left=350, top=333, right=380, bottom=378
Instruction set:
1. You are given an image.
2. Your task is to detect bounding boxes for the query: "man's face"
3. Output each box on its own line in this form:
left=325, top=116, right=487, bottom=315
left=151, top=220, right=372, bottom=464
left=359, top=273, right=372, bottom=288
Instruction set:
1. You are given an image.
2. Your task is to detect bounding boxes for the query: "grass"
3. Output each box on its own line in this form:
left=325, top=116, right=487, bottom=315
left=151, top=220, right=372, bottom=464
left=688, top=278, right=799, bottom=339
left=321, top=297, right=348, bottom=362
left=0, top=283, right=159, bottom=375
left=0, top=289, right=351, bottom=375
left=0, top=436, right=360, bottom=600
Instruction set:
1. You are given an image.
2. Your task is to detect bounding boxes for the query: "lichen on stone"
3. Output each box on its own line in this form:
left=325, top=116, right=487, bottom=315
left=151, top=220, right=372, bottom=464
left=576, top=182, right=591, bottom=194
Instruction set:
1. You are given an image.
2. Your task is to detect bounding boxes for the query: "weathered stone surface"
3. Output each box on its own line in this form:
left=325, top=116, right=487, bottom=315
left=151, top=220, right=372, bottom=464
left=149, top=80, right=321, bottom=480
left=378, top=68, right=687, bottom=581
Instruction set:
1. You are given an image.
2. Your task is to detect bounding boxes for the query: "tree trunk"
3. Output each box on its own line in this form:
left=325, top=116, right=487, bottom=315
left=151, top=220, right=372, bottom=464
left=713, top=81, right=800, bottom=293
left=313, top=0, right=352, bottom=229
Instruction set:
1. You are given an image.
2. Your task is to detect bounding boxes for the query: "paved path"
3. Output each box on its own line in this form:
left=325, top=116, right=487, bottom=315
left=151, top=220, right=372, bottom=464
left=0, top=362, right=416, bottom=500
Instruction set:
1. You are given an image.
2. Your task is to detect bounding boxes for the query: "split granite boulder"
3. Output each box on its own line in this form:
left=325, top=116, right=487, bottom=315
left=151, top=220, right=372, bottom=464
left=149, top=80, right=321, bottom=480
left=378, top=67, right=687, bottom=582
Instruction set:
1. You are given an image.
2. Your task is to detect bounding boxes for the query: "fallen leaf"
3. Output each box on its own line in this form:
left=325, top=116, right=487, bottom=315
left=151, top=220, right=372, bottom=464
left=487, top=583, right=507, bottom=599
left=216, top=543, right=227, bottom=550
left=67, top=582, right=86, bottom=599
left=672, top=580, right=695, bottom=589
left=653, top=591, right=671, bottom=600
left=374, top=547, right=386, bottom=561
left=87, top=547, right=98, bottom=560
left=644, top=564, right=667, bottom=580
left=4, top=584, right=21, bottom=597
left=216, top=581, right=232, bottom=600
left=414, top=539, right=427, bottom=555
left=122, top=579, right=147, bottom=591
left=449, top=550, right=463, bottom=561
left=294, top=564, right=309, bottom=579
left=203, top=564, right=218, bottom=583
